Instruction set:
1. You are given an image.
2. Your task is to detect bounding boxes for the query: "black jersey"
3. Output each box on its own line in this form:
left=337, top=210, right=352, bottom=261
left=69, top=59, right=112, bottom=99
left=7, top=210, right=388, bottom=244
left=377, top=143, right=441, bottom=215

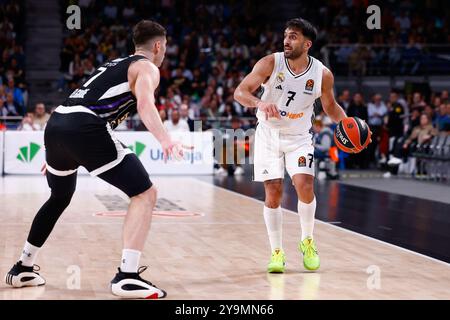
left=63, top=55, right=148, bottom=129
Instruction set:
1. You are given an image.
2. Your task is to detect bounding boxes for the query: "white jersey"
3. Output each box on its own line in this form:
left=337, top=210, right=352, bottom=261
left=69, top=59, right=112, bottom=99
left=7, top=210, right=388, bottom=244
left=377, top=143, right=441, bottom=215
left=257, top=52, right=325, bottom=135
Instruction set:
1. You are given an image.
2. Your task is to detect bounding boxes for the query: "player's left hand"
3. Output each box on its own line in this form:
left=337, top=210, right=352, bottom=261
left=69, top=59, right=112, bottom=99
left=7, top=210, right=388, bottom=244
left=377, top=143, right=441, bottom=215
left=161, top=139, right=193, bottom=162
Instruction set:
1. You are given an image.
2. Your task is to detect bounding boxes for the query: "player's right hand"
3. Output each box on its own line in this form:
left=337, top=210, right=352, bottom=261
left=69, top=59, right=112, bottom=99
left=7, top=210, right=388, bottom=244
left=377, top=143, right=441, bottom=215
left=257, top=101, right=281, bottom=120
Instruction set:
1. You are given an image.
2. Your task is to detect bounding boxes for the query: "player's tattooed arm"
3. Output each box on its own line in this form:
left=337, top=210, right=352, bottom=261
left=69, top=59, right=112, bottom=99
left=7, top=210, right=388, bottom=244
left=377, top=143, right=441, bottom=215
left=320, top=68, right=347, bottom=123
left=234, top=54, right=281, bottom=119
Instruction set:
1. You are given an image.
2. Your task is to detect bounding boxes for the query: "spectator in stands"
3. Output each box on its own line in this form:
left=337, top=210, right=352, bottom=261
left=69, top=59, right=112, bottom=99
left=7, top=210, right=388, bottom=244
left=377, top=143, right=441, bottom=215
left=159, top=109, right=167, bottom=122
left=171, top=67, right=191, bottom=94
left=0, top=96, right=8, bottom=117
left=103, top=0, right=118, bottom=21
left=18, top=113, right=39, bottom=131
left=69, top=54, right=82, bottom=79
left=122, top=0, right=136, bottom=21
left=313, top=117, right=333, bottom=160
left=180, top=103, right=194, bottom=132
left=346, top=93, right=370, bottom=169
left=445, top=104, right=450, bottom=132
left=0, top=51, right=9, bottom=83
left=8, top=58, right=25, bottom=85
left=440, top=90, right=449, bottom=103
left=0, top=85, right=6, bottom=101
left=431, top=96, right=441, bottom=110
left=69, top=66, right=88, bottom=89
left=402, top=113, right=436, bottom=151
left=368, top=93, right=387, bottom=163
left=164, top=109, right=189, bottom=132
left=5, top=78, right=24, bottom=114
left=198, top=109, right=212, bottom=132
left=83, top=59, right=96, bottom=77
left=202, top=94, right=220, bottom=119
left=349, top=42, right=370, bottom=76
left=347, top=93, right=368, bottom=121
left=395, top=11, right=411, bottom=33
left=220, top=101, right=237, bottom=121
left=387, top=91, right=405, bottom=138
left=400, top=36, right=422, bottom=74
left=385, top=90, right=406, bottom=159
left=32, top=103, right=50, bottom=130
left=337, top=89, right=351, bottom=112
left=407, top=107, right=421, bottom=136
left=3, top=92, right=20, bottom=116
left=411, top=92, right=426, bottom=110
left=334, top=37, right=353, bottom=73
left=424, top=104, right=435, bottom=123
left=435, top=103, right=450, bottom=132
left=219, top=116, right=246, bottom=176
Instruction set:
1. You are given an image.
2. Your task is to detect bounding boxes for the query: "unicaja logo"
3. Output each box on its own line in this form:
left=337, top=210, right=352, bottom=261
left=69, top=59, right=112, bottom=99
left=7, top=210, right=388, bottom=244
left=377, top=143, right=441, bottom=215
left=128, top=141, right=146, bottom=157
left=17, top=142, right=41, bottom=163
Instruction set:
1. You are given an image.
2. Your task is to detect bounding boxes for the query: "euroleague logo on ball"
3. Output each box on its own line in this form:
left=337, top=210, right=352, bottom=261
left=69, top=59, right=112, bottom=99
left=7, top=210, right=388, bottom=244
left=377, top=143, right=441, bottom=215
left=347, top=123, right=354, bottom=129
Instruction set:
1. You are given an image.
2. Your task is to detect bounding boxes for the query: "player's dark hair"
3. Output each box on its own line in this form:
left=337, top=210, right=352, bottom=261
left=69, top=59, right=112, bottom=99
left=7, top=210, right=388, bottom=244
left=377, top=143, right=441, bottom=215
left=133, top=20, right=166, bottom=46
left=285, top=18, right=317, bottom=43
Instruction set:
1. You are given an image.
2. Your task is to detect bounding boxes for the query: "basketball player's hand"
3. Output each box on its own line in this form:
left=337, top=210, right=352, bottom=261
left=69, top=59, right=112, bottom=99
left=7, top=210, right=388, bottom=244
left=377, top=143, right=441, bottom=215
left=257, top=101, right=281, bottom=120
left=161, top=139, right=186, bottom=162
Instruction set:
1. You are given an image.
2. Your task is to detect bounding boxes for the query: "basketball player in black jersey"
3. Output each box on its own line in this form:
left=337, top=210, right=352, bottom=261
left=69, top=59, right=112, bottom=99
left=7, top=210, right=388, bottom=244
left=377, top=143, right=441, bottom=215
left=4, top=20, right=180, bottom=299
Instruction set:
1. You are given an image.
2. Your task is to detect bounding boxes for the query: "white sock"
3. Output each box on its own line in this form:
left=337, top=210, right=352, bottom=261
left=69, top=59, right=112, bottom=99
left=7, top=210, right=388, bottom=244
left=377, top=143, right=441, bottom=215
left=263, top=206, right=283, bottom=251
left=19, top=241, right=41, bottom=267
left=298, top=197, right=317, bottom=241
left=120, top=249, right=141, bottom=273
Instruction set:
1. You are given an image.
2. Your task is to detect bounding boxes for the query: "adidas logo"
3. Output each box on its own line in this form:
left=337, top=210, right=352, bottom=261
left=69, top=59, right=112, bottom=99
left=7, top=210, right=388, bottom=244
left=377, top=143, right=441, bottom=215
left=262, top=169, right=269, bottom=174
left=128, top=141, right=146, bottom=157
left=22, top=250, right=32, bottom=257
left=275, top=85, right=283, bottom=90
left=17, top=142, right=41, bottom=163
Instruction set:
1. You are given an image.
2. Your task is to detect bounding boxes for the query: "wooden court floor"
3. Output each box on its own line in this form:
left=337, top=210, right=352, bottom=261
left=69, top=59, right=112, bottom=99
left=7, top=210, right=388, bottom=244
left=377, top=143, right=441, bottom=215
left=0, top=176, right=449, bottom=300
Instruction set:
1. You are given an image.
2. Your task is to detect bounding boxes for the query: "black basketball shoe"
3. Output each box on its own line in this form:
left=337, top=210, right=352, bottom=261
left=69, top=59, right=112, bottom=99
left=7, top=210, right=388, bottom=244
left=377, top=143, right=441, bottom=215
left=110, top=266, right=166, bottom=299
left=5, top=261, right=46, bottom=288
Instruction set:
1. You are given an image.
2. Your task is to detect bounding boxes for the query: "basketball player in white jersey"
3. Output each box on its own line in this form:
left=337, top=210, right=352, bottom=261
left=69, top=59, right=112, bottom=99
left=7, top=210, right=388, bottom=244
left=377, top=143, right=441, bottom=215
left=234, top=18, right=348, bottom=272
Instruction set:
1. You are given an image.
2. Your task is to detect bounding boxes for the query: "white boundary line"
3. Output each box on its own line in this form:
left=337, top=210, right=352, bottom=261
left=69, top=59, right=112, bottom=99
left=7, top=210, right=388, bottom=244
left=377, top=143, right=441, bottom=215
left=193, top=178, right=450, bottom=268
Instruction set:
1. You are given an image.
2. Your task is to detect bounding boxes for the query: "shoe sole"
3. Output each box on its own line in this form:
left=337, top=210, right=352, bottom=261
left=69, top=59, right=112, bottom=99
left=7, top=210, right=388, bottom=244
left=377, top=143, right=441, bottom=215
left=267, top=265, right=285, bottom=273
left=303, top=263, right=320, bottom=271
left=5, top=273, right=46, bottom=288
left=110, top=281, right=167, bottom=299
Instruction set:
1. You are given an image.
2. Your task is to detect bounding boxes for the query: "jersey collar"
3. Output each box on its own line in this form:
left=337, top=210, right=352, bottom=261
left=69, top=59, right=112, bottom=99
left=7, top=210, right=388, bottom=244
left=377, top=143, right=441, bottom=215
left=285, top=55, right=313, bottom=78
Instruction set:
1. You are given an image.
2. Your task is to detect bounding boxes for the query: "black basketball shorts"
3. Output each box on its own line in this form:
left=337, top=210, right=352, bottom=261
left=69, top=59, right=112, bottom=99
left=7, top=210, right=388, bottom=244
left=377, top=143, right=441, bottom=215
left=44, top=105, right=152, bottom=197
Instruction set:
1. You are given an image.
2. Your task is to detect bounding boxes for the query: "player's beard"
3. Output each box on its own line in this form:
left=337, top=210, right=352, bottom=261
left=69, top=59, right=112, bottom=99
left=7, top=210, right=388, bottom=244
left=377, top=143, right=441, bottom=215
left=284, top=43, right=305, bottom=59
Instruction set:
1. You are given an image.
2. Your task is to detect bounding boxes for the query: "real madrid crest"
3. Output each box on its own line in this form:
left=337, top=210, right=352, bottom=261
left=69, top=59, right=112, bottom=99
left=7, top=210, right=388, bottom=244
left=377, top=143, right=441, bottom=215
left=276, top=72, right=285, bottom=83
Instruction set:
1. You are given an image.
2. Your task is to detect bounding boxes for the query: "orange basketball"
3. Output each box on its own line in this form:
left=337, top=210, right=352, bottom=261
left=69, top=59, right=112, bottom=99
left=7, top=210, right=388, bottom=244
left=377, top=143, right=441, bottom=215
left=334, top=117, right=371, bottom=153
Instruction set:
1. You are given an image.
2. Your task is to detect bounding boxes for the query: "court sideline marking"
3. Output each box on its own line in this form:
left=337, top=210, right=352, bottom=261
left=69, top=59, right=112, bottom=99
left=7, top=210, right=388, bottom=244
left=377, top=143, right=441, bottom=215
left=193, top=178, right=450, bottom=268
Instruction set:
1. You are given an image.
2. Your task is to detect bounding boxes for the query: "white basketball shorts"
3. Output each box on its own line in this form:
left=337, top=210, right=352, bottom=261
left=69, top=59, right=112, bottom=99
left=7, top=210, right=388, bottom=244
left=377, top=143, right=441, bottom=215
left=253, top=123, right=315, bottom=182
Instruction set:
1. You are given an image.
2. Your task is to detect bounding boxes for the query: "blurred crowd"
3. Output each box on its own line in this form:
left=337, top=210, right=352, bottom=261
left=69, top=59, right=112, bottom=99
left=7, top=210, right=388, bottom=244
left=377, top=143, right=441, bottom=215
left=55, top=0, right=450, bottom=130
left=308, top=0, right=450, bottom=76
left=1, top=0, right=449, bottom=176
left=313, top=88, right=450, bottom=173
left=58, top=0, right=277, bottom=131
left=0, top=0, right=27, bottom=126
